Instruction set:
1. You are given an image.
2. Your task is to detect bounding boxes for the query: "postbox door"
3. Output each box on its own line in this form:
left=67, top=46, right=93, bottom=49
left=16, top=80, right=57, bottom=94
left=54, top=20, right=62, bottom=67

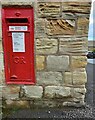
left=8, top=31, right=32, bottom=81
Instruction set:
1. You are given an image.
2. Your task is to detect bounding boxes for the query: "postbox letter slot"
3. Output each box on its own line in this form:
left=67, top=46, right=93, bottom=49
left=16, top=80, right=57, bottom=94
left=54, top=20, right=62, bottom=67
left=6, top=18, right=28, bottom=23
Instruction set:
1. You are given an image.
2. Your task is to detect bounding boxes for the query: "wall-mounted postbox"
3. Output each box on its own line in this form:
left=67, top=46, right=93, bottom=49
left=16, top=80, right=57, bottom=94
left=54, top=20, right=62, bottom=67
left=2, top=8, right=35, bottom=84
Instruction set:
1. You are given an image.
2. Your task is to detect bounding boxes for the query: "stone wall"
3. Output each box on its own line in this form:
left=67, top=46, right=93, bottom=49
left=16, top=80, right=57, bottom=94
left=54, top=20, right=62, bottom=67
left=0, top=0, right=91, bottom=109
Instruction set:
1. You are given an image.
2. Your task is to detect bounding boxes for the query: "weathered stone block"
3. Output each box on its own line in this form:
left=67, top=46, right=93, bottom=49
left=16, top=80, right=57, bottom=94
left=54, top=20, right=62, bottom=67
left=35, top=19, right=46, bottom=37
left=64, top=72, right=72, bottom=85
left=1, top=0, right=33, bottom=6
left=37, top=71, right=62, bottom=85
left=71, top=56, right=87, bottom=69
left=71, top=88, right=86, bottom=99
left=6, top=100, right=30, bottom=108
left=46, top=19, right=75, bottom=35
left=73, top=71, right=87, bottom=85
left=0, top=71, right=5, bottom=85
left=25, top=86, right=43, bottom=99
left=59, top=37, right=88, bottom=55
left=62, top=12, right=76, bottom=19
left=36, top=38, right=58, bottom=54
left=37, top=2, right=61, bottom=17
left=45, top=86, right=71, bottom=98
left=32, top=99, right=57, bottom=108
left=47, top=55, right=69, bottom=71
left=0, top=87, right=2, bottom=100
left=77, top=17, right=89, bottom=35
left=63, top=101, right=85, bottom=107
left=62, top=2, right=91, bottom=14
left=2, top=86, right=20, bottom=99
left=36, top=55, right=45, bottom=70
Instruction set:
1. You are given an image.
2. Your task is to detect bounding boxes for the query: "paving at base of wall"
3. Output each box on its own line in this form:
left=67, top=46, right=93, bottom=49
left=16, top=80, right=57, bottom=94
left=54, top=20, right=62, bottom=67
left=2, top=106, right=94, bottom=119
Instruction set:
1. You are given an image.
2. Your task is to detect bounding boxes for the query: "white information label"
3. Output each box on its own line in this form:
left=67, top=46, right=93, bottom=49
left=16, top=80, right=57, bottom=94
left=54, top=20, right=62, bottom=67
left=9, top=26, right=27, bottom=31
left=12, top=32, right=25, bottom=52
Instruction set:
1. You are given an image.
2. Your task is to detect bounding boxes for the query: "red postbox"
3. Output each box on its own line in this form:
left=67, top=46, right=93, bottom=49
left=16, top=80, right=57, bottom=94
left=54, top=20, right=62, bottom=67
left=2, top=7, right=35, bottom=84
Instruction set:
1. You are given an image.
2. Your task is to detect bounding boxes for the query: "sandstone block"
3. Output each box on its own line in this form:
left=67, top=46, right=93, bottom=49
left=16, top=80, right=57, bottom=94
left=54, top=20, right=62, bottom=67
left=36, top=38, right=58, bottom=54
left=59, top=37, right=88, bottom=55
left=71, top=88, right=86, bottom=99
left=37, top=72, right=62, bottom=85
left=45, top=86, right=71, bottom=98
left=71, top=56, right=87, bottom=69
left=47, top=55, right=69, bottom=71
left=0, top=71, right=5, bottom=85
left=35, top=19, right=46, bottom=37
left=2, top=86, right=20, bottom=99
left=46, top=19, right=75, bottom=35
left=77, top=17, right=89, bottom=35
left=1, top=0, right=33, bottom=6
left=64, top=72, right=72, bottom=85
left=6, top=100, right=30, bottom=108
left=0, top=53, right=4, bottom=71
left=36, top=55, right=45, bottom=70
left=0, top=87, right=2, bottom=100
left=25, top=86, right=43, bottom=99
left=32, top=99, right=57, bottom=108
left=38, top=2, right=61, bottom=17
left=62, top=2, right=91, bottom=14
left=73, top=71, right=87, bottom=85
left=62, top=12, right=76, bottom=19
left=63, top=101, right=85, bottom=107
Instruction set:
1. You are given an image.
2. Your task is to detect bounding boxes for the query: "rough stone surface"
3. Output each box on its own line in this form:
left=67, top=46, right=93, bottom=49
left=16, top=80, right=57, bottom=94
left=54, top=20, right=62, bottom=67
left=45, top=86, right=71, bottom=98
left=0, top=86, right=2, bottom=100
left=62, top=2, right=91, bottom=14
left=37, top=72, right=63, bottom=85
left=2, top=86, right=20, bottom=99
left=47, top=55, right=69, bottom=71
left=77, top=17, right=89, bottom=35
left=62, top=12, right=76, bottom=19
left=64, top=72, right=72, bottom=85
left=25, top=86, right=43, bottom=99
left=0, top=53, right=4, bottom=71
left=1, top=0, right=33, bottom=6
left=46, top=19, right=75, bottom=35
left=71, top=88, right=86, bottom=99
left=37, top=2, right=61, bottom=17
left=0, top=70, right=5, bottom=85
left=31, top=99, right=57, bottom=108
left=35, top=19, right=46, bottom=37
left=36, top=55, right=45, bottom=70
left=59, top=37, right=88, bottom=55
left=73, top=71, right=87, bottom=85
left=63, top=101, right=85, bottom=107
left=71, top=56, right=87, bottom=69
left=5, top=100, right=30, bottom=108
left=36, top=38, right=58, bottom=54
